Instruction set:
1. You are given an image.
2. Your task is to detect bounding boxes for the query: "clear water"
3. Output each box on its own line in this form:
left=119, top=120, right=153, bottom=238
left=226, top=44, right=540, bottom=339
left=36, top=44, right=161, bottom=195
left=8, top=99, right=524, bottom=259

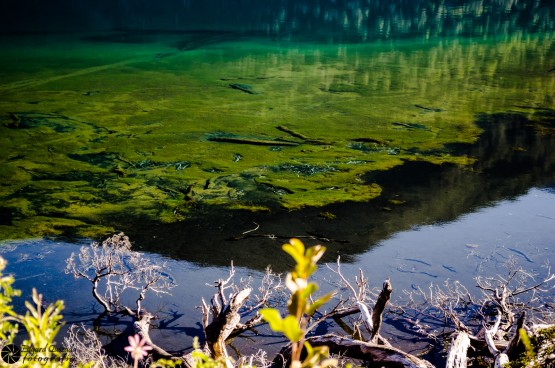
left=1, top=187, right=554, bottom=355
left=0, top=0, right=554, bottom=361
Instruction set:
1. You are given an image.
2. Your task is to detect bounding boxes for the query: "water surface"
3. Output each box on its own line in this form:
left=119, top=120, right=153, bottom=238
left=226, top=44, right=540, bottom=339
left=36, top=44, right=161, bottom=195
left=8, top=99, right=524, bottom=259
left=1, top=187, right=554, bottom=356
left=0, top=0, right=554, bottom=360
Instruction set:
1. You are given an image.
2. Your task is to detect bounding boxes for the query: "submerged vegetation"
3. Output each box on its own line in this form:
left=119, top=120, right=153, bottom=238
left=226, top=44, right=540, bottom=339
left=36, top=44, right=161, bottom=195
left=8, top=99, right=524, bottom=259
left=0, top=31, right=554, bottom=239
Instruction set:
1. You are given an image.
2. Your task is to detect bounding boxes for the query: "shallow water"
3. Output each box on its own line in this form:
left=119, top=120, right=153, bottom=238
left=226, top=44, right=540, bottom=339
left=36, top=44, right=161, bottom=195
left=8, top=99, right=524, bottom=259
left=1, top=186, right=554, bottom=355
left=0, top=29, right=554, bottom=239
left=0, top=0, right=554, bottom=362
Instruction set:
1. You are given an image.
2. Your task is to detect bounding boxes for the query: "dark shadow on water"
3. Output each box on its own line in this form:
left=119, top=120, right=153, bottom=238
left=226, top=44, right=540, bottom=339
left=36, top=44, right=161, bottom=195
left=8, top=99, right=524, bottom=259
left=126, top=110, right=555, bottom=271
left=2, top=0, right=553, bottom=43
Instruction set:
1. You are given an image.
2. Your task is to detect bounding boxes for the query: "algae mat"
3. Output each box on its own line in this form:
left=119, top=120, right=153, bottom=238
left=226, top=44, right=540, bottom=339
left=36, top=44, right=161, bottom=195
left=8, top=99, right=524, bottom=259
left=0, top=33, right=553, bottom=239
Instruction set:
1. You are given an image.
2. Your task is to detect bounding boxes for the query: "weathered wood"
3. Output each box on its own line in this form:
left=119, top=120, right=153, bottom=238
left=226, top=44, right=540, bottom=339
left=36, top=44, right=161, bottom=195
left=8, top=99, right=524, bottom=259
left=276, top=125, right=333, bottom=145
left=446, top=330, right=471, bottom=368
left=203, top=288, right=252, bottom=359
left=505, top=312, right=525, bottom=355
left=351, top=137, right=386, bottom=144
left=229, top=83, right=256, bottom=94
left=370, top=279, right=392, bottom=343
left=272, top=334, right=435, bottom=368
left=134, top=313, right=174, bottom=358
left=276, top=125, right=310, bottom=140
left=484, top=311, right=510, bottom=368
left=414, top=104, right=443, bottom=112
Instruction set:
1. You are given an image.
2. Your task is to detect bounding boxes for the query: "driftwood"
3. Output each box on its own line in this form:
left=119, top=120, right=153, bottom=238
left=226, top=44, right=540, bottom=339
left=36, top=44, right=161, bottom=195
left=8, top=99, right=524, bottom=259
left=370, top=279, right=392, bottom=343
left=229, top=83, right=257, bottom=94
left=276, top=125, right=332, bottom=145
left=483, top=311, right=525, bottom=368
left=351, top=137, right=386, bottom=144
left=135, top=313, right=174, bottom=358
left=207, top=135, right=299, bottom=146
left=446, top=330, right=471, bottom=368
left=484, top=312, right=509, bottom=368
left=276, top=125, right=311, bottom=140
left=199, top=263, right=274, bottom=360
left=272, top=334, right=435, bottom=368
left=269, top=274, right=433, bottom=368
left=227, top=222, right=349, bottom=243
left=203, top=288, right=252, bottom=358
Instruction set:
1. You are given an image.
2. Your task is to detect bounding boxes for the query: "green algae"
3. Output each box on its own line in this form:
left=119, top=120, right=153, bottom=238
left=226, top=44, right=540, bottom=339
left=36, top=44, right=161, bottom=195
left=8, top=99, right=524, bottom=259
left=0, top=33, right=554, bottom=239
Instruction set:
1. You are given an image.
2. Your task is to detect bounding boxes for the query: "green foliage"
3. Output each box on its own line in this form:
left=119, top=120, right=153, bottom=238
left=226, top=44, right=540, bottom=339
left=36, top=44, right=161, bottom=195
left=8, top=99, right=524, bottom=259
left=301, top=343, right=337, bottom=368
left=280, top=239, right=332, bottom=320
left=260, top=309, right=303, bottom=343
left=150, top=358, right=185, bottom=368
left=19, top=289, right=69, bottom=367
left=190, top=337, right=230, bottom=368
left=22, top=290, right=64, bottom=352
left=0, top=257, right=70, bottom=367
left=519, top=328, right=535, bottom=362
left=0, top=258, right=20, bottom=343
left=504, top=327, right=555, bottom=368
left=261, top=239, right=336, bottom=368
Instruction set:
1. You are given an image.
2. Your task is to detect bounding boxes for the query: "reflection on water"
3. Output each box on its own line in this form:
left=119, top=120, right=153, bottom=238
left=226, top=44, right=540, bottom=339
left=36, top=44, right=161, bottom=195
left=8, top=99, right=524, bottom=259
left=1, top=186, right=554, bottom=355
left=0, top=0, right=554, bottom=357
left=2, top=0, right=554, bottom=42
left=130, top=110, right=555, bottom=270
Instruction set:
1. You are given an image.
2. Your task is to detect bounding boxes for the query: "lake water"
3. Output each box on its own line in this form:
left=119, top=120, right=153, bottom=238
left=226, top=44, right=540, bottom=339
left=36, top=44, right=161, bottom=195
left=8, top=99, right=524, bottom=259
left=0, top=0, right=554, bottom=362
left=1, top=187, right=554, bottom=357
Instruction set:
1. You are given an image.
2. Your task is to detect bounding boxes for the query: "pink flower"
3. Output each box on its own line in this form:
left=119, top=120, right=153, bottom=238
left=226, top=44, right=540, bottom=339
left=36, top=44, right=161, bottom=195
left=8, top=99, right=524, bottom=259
left=124, top=334, right=153, bottom=362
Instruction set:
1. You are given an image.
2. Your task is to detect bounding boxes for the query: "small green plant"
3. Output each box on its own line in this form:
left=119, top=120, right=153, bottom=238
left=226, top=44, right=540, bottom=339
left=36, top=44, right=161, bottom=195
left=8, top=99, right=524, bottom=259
left=20, top=289, right=70, bottom=367
left=260, top=239, right=336, bottom=368
left=190, top=337, right=230, bottom=368
left=0, top=257, right=71, bottom=367
left=505, top=327, right=555, bottom=368
left=0, top=258, right=20, bottom=343
left=519, top=328, right=535, bottom=362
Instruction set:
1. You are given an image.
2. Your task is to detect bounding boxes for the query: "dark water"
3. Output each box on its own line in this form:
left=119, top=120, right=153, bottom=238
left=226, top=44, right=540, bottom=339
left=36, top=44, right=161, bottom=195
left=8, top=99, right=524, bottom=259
left=0, top=0, right=554, bottom=361
left=2, top=0, right=554, bottom=40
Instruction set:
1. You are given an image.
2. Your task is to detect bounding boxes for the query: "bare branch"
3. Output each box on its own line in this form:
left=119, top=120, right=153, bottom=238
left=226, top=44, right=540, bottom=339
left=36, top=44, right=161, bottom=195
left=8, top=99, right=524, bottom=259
left=370, top=279, right=392, bottom=343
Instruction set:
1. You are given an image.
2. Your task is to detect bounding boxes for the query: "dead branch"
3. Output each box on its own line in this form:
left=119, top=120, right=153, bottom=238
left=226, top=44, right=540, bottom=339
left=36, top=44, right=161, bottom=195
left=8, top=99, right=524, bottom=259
left=203, top=288, right=252, bottom=359
left=65, top=232, right=175, bottom=318
left=200, top=263, right=281, bottom=361
left=484, top=310, right=510, bottom=368
left=63, top=324, right=126, bottom=368
left=446, top=330, right=471, bottom=368
left=370, top=279, right=393, bottom=343
left=272, top=334, right=435, bottom=368
left=132, top=313, right=173, bottom=358
left=325, top=257, right=393, bottom=345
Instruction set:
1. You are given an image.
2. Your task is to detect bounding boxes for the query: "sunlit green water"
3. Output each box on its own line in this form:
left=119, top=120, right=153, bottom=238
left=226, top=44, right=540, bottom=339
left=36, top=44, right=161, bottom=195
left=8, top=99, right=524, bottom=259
left=0, top=13, right=554, bottom=240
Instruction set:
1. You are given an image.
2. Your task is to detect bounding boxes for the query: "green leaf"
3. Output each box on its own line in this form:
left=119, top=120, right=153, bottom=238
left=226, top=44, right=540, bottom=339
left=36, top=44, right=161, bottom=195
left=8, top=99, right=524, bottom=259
left=306, top=245, right=326, bottom=264
left=299, top=282, right=319, bottom=301
left=260, top=308, right=284, bottom=332
left=307, top=292, right=333, bottom=316
left=282, top=315, right=303, bottom=342
left=282, top=240, right=305, bottom=266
